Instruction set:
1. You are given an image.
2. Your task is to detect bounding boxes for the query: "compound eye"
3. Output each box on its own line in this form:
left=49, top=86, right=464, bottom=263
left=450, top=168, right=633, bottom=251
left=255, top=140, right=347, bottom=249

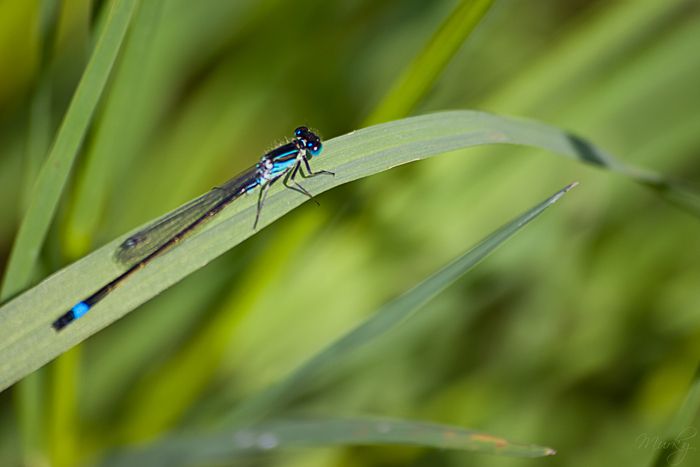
left=309, top=142, right=322, bottom=156
left=295, top=126, right=308, bottom=137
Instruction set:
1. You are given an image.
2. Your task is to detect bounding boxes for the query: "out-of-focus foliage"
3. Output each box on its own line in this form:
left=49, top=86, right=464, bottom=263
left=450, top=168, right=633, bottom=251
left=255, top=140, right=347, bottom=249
left=0, top=1, right=699, bottom=466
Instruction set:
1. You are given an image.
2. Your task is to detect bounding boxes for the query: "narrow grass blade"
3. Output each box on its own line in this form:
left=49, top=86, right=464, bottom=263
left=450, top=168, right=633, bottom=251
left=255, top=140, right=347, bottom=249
left=649, top=363, right=700, bottom=467
left=224, top=182, right=577, bottom=427
left=21, top=0, right=60, bottom=209
left=15, top=2, right=62, bottom=463
left=364, top=0, right=495, bottom=125
left=0, top=0, right=138, bottom=301
left=0, top=111, right=695, bottom=392
left=102, top=417, right=556, bottom=467
left=64, top=0, right=166, bottom=259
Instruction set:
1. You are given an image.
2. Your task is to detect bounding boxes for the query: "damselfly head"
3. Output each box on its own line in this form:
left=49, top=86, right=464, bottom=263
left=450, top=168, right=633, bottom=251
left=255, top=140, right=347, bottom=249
left=306, top=139, right=322, bottom=157
left=294, top=126, right=323, bottom=157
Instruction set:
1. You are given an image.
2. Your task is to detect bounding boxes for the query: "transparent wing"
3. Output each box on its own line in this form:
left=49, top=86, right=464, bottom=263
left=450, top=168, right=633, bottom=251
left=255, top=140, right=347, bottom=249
left=114, top=165, right=259, bottom=265
left=114, top=190, right=224, bottom=265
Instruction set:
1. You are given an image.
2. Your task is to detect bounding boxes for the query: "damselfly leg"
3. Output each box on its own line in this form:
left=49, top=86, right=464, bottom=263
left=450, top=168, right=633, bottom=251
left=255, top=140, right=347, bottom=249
left=283, top=162, right=319, bottom=205
left=302, top=157, right=334, bottom=178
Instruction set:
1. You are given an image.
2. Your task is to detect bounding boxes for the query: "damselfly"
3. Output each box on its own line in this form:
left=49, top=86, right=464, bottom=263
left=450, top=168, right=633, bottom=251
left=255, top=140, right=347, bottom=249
left=52, top=127, right=333, bottom=331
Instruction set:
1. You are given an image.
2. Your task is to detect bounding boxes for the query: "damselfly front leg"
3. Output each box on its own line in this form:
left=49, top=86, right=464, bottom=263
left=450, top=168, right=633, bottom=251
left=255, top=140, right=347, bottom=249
left=301, top=157, right=334, bottom=178
left=283, top=162, right=320, bottom=205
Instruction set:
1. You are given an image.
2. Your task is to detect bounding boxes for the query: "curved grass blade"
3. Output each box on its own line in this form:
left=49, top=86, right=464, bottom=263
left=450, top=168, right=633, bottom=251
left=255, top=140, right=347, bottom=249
left=102, top=417, right=556, bottom=467
left=0, top=0, right=139, bottom=302
left=222, top=182, right=577, bottom=427
left=0, top=111, right=696, bottom=392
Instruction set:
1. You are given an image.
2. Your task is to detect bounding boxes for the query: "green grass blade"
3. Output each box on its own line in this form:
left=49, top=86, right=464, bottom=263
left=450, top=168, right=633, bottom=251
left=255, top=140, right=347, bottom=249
left=21, top=0, right=59, bottom=210
left=223, top=182, right=577, bottom=427
left=64, top=0, right=166, bottom=258
left=15, top=1, right=61, bottom=463
left=0, top=111, right=695, bottom=392
left=48, top=347, right=80, bottom=467
left=364, top=0, right=494, bottom=126
left=649, top=364, right=700, bottom=467
left=0, top=0, right=138, bottom=301
left=102, top=417, right=556, bottom=466
left=7, top=4, right=137, bottom=460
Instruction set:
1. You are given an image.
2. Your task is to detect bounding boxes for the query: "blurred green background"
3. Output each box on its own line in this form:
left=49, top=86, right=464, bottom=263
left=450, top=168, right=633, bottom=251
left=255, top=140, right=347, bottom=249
left=1, top=0, right=699, bottom=466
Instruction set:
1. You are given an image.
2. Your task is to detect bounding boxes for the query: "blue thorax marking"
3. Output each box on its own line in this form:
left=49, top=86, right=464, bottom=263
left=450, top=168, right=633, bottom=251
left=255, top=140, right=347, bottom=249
left=273, top=149, right=298, bottom=161
left=267, top=143, right=300, bottom=163
left=270, top=157, right=297, bottom=175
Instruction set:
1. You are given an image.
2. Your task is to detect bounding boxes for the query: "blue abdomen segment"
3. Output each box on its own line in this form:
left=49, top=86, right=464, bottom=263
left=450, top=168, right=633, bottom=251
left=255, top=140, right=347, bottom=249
left=72, top=301, right=91, bottom=318
left=52, top=301, right=91, bottom=331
